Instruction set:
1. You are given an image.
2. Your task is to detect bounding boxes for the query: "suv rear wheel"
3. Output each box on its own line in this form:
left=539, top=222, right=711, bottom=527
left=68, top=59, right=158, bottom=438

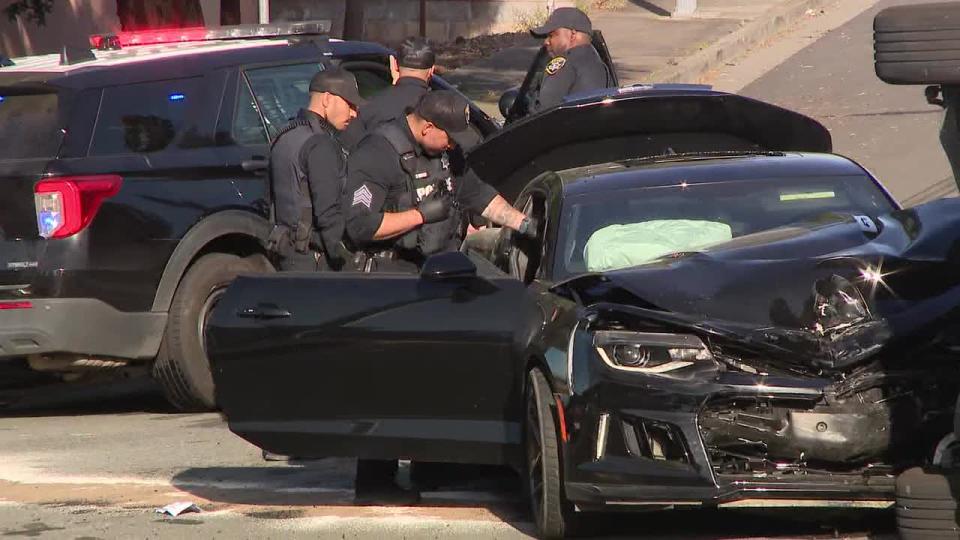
left=153, top=252, right=272, bottom=411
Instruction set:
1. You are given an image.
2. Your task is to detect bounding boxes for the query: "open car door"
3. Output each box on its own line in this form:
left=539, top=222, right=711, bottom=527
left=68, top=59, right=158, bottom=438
left=502, top=29, right=619, bottom=123
left=206, top=252, right=537, bottom=465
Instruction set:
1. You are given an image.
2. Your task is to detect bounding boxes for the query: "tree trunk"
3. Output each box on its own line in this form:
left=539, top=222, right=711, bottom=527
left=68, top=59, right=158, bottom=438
left=117, top=0, right=205, bottom=31
left=343, top=0, right=364, bottom=40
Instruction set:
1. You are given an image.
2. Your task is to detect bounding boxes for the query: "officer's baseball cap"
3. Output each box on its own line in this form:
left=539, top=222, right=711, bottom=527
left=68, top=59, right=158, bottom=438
left=415, top=90, right=470, bottom=134
left=397, top=36, right=436, bottom=69
left=530, top=7, right=592, bottom=37
left=308, top=67, right=366, bottom=108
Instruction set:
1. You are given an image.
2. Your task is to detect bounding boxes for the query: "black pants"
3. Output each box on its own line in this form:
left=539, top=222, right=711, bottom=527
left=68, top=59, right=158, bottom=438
left=355, top=458, right=399, bottom=491
left=277, top=249, right=331, bottom=272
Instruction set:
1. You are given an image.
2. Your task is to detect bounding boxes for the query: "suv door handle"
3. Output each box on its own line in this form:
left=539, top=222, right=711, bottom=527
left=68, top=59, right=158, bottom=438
left=241, top=158, right=268, bottom=172
left=237, top=303, right=291, bottom=319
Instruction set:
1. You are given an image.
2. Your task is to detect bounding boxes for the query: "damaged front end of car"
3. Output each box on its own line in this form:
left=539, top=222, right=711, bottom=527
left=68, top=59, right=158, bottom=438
left=551, top=199, right=960, bottom=510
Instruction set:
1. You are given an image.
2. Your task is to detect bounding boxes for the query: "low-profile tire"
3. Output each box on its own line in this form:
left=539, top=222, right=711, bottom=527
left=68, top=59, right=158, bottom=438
left=525, top=367, right=575, bottom=539
left=153, top=252, right=271, bottom=412
left=897, top=468, right=960, bottom=540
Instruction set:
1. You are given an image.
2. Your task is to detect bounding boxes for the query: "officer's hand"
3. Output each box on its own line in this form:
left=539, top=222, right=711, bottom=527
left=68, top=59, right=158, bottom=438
left=417, top=197, right=450, bottom=224
left=327, top=242, right=352, bottom=271
left=517, top=216, right=540, bottom=240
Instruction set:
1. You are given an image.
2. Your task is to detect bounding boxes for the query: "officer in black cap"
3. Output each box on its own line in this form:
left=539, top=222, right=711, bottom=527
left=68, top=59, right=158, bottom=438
left=529, top=7, right=615, bottom=113
left=344, top=90, right=536, bottom=273
left=268, top=67, right=365, bottom=271
left=342, top=36, right=438, bottom=148
left=344, top=91, right=537, bottom=504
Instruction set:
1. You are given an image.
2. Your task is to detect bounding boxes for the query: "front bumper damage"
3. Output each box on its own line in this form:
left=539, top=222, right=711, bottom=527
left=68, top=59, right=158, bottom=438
left=553, top=200, right=960, bottom=509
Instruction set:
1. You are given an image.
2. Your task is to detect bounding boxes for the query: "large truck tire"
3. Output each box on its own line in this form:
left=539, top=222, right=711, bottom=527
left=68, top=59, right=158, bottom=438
left=874, top=2, right=960, bottom=85
left=897, top=467, right=960, bottom=540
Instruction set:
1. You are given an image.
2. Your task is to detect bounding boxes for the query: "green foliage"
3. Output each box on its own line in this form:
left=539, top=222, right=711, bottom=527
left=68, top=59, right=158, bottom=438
left=4, top=0, right=55, bottom=26
left=511, top=5, right=549, bottom=33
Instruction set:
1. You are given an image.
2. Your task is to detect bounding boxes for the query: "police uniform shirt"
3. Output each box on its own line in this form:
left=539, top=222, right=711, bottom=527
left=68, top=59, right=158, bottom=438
left=270, top=109, right=347, bottom=255
left=344, top=117, right=498, bottom=247
left=341, top=77, right=429, bottom=149
left=533, top=43, right=613, bottom=113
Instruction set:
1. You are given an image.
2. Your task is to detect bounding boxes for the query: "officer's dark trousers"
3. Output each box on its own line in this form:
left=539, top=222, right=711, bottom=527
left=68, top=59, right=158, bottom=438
left=277, top=249, right=330, bottom=272
left=942, top=89, right=960, bottom=192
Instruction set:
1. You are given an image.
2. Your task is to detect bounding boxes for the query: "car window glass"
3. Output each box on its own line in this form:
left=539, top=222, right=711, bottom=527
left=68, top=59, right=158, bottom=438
left=348, top=66, right=392, bottom=99
left=0, top=92, right=62, bottom=160
left=555, top=174, right=897, bottom=280
left=90, top=77, right=201, bottom=155
left=244, top=62, right=323, bottom=139
left=232, top=77, right=268, bottom=146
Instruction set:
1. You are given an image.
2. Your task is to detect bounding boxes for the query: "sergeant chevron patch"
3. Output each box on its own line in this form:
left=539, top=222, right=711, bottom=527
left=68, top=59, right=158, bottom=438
left=352, top=184, right=373, bottom=209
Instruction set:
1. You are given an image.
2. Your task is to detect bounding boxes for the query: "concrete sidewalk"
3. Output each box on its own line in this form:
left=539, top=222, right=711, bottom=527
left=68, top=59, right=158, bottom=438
left=443, top=0, right=836, bottom=117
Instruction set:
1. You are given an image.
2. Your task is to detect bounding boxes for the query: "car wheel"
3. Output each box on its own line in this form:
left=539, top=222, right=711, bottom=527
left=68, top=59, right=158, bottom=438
left=896, top=467, right=960, bottom=540
left=525, top=367, right=575, bottom=539
left=153, top=252, right=271, bottom=412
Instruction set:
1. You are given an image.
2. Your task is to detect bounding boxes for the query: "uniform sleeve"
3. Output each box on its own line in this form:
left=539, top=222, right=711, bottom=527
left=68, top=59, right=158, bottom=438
left=533, top=57, right=576, bottom=113
left=343, top=139, right=393, bottom=246
left=454, top=168, right=498, bottom=214
left=302, top=137, right=345, bottom=256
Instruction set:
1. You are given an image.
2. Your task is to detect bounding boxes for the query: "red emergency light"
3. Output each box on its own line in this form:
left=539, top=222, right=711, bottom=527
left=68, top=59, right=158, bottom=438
left=88, top=20, right=331, bottom=50
left=0, top=301, right=32, bottom=310
left=90, top=28, right=209, bottom=49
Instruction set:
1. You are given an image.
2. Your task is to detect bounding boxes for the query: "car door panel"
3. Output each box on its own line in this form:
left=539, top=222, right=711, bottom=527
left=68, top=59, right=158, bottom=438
left=207, top=261, right=535, bottom=464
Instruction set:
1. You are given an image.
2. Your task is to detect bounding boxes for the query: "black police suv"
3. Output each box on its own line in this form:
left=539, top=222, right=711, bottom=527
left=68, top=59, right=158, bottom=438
left=0, top=21, right=498, bottom=411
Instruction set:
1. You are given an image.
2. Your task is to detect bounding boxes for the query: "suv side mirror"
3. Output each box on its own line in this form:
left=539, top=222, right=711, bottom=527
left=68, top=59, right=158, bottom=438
left=499, top=88, right=520, bottom=119
left=421, top=251, right=477, bottom=280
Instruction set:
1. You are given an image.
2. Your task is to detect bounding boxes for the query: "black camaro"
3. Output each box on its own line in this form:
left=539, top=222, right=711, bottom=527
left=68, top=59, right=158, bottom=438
left=207, top=86, right=960, bottom=538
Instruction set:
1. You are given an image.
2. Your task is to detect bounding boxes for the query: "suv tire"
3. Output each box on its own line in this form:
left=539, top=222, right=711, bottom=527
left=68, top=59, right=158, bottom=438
left=154, top=252, right=271, bottom=412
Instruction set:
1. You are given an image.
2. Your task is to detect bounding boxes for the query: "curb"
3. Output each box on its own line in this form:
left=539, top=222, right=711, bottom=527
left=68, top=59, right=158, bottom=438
left=644, top=0, right=832, bottom=84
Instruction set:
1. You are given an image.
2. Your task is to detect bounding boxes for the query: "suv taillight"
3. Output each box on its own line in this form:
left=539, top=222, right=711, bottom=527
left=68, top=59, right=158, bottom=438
left=34, top=175, right=122, bottom=239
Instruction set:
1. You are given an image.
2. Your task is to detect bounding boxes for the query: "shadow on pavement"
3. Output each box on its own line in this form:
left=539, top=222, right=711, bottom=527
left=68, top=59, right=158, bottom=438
left=171, top=460, right=898, bottom=539
left=172, top=461, right=533, bottom=535
left=0, top=372, right=174, bottom=418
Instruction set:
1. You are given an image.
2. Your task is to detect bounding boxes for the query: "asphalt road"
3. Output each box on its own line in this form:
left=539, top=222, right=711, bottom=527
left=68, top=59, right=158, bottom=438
left=0, top=2, right=944, bottom=538
left=735, top=0, right=957, bottom=207
left=0, top=376, right=900, bottom=539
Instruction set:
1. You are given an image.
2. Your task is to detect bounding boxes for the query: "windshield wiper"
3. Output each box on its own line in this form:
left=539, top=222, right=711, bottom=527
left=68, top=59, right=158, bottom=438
left=627, top=150, right=786, bottom=165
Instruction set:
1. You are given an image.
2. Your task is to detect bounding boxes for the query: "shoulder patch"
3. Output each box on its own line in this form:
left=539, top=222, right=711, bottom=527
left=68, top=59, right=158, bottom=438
left=545, top=56, right=566, bottom=76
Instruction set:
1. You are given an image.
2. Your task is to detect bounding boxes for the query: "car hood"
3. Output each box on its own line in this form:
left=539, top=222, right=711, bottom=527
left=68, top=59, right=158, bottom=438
left=469, top=87, right=833, bottom=201
left=556, top=197, right=960, bottom=372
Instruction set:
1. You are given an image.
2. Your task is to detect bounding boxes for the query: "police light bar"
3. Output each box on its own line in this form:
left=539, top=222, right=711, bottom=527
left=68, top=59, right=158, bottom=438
left=89, top=20, right=330, bottom=50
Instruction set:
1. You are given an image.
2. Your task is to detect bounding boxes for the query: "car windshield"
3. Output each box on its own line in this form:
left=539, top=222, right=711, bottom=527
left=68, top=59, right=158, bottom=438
left=553, top=174, right=896, bottom=280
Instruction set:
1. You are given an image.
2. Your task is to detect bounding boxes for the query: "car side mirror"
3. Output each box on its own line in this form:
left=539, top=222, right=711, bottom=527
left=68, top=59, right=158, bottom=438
left=421, top=251, right=477, bottom=280
left=499, top=88, right=520, bottom=118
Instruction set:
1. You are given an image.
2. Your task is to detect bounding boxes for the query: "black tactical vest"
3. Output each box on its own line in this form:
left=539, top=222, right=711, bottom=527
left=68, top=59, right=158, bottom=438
left=375, top=122, right=463, bottom=257
left=268, top=114, right=347, bottom=254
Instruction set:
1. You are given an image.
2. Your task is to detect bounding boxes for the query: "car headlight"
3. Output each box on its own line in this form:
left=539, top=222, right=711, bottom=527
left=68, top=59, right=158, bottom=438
left=593, top=331, right=714, bottom=374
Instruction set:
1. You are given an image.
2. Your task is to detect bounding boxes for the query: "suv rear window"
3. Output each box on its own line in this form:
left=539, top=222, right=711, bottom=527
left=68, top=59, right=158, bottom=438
left=90, top=77, right=201, bottom=155
left=0, top=92, right=62, bottom=160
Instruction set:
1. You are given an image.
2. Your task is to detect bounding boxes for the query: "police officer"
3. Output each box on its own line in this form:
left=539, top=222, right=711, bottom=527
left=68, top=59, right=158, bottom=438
left=341, top=36, right=437, bottom=148
left=938, top=85, right=960, bottom=191
left=268, top=67, right=365, bottom=271
left=529, top=7, right=615, bottom=113
left=345, top=90, right=536, bottom=272
left=344, top=90, right=536, bottom=504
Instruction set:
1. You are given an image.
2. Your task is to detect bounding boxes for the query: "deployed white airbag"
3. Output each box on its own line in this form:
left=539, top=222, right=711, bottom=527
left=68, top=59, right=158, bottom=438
left=584, top=220, right=733, bottom=272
